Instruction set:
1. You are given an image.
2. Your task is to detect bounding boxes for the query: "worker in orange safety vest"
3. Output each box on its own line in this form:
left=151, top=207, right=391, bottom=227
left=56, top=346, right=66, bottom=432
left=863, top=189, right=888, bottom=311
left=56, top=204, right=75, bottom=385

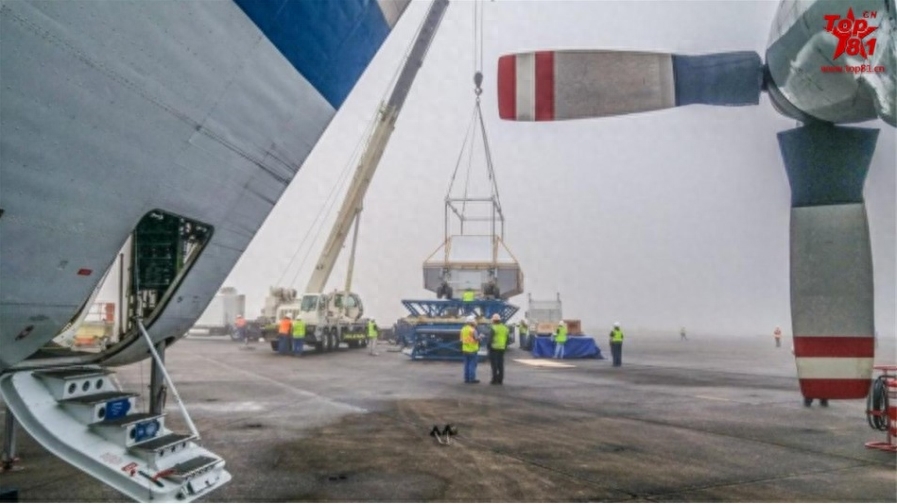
left=234, top=314, right=247, bottom=343
left=277, top=315, right=292, bottom=355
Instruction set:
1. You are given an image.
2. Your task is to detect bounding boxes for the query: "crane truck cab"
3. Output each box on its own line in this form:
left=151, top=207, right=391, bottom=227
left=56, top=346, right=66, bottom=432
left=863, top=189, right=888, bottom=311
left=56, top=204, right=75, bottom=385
left=262, top=289, right=369, bottom=353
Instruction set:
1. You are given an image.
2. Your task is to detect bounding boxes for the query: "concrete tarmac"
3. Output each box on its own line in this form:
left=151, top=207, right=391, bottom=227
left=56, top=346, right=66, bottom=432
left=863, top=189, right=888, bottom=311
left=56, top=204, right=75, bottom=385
left=3, top=332, right=896, bottom=502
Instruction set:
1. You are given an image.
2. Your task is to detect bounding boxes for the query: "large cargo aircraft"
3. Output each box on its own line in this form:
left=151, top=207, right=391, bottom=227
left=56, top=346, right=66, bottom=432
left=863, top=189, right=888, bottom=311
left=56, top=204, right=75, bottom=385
left=0, top=0, right=411, bottom=500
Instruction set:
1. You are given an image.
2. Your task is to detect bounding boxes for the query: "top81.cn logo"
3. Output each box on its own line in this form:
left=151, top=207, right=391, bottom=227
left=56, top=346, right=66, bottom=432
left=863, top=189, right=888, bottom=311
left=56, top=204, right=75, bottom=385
left=824, top=8, right=878, bottom=59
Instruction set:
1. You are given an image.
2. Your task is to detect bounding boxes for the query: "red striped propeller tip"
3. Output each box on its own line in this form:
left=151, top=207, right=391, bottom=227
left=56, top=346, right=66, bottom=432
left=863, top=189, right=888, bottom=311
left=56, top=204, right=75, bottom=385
left=794, top=335, right=875, bottom=399
left=498, top=52, right=556, bottom=121
left=497, top=50, right=681, bottom=122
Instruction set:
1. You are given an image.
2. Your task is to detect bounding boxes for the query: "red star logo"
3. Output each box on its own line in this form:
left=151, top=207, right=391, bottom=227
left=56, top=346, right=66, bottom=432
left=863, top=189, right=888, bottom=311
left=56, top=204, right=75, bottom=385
left=826, top=8, right=878, bottom=59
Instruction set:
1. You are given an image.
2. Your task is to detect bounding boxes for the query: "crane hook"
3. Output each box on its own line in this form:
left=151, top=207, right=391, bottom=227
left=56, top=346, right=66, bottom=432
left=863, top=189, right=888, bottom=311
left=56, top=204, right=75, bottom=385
left=474, top=71, right=483, bottom=96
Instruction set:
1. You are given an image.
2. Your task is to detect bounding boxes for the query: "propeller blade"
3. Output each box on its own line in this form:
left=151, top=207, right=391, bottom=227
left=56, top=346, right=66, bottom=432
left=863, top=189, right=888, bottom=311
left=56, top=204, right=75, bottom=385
left=780, top=123, right=878, bottom=401
left=497, top=50, right=763, bottom=121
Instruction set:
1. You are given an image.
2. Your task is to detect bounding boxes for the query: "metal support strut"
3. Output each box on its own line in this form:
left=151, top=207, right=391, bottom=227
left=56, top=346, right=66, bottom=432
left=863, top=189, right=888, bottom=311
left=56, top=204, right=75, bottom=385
left=149, top=339, right=168, bottom=416
left=1, top=407, right=19, bottom=472
left=136, top=319, right=200, bottom=440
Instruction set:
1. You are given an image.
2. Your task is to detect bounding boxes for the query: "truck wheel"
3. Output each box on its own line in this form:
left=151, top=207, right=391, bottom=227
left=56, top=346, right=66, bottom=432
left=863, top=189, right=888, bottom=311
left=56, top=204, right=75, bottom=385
left=329, top=332, right=338, bottom=351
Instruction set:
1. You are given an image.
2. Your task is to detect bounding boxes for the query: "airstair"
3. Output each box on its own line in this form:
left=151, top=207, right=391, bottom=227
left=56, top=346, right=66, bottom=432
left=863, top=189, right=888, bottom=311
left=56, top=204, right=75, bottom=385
left=1, top=363, right=230, bottom=502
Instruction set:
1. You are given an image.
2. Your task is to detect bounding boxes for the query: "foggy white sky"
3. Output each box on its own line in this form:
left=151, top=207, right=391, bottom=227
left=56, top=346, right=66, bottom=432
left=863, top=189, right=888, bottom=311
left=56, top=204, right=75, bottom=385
left=219, top=0, right=894, bottom=337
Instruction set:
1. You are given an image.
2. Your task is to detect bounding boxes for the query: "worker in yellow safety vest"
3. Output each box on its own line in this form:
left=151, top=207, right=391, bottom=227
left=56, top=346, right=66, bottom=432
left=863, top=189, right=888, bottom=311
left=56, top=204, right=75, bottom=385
left=609, top=322, right=624, bottom=367
left=277, top=315, right=292, bottom=355
left=553, top=320, right=568, bottom=359
left=461, top=315, right=480, bottom=383
left=461, top=287, right=476, bottom=316
left=517, top=319, right=529, bottom=349
left=292, top=317, right=306, bottom=356
left=367, top=319, right=379, bottom=356
left=488, top=314, right=508, bottom=385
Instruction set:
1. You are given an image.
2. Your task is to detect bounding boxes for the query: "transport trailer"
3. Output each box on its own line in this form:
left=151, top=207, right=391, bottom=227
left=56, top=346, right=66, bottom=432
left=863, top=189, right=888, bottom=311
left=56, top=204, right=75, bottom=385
left=399, top=299, right=518, bottom=360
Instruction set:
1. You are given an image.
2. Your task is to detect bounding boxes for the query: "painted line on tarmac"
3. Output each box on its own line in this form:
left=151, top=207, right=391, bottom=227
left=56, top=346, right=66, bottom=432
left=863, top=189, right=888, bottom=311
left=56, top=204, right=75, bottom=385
left=692, top=394, right=736, bottom=402
left=513, top=358, right=576, bottom=368
left=191, top=353, right=367, bottom=413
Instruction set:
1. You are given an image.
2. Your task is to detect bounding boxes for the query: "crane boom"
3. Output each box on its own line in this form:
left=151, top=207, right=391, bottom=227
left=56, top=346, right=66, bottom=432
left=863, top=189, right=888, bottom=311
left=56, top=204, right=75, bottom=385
left=305, top=0, right=449, bottom=293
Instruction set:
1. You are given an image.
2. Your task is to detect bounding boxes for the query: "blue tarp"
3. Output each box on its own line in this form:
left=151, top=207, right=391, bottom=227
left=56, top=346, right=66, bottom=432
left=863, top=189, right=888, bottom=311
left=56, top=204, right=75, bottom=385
left=531, top=336, right=603, bottom=359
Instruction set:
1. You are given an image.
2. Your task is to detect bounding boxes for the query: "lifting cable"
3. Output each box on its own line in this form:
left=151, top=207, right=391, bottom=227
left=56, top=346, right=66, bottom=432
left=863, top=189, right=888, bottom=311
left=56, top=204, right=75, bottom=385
left=445, top=0, right=502, bottom=224
left=274, top=127, right=364, bottom=288
left=281, top=126, right=369, bottom=288
left=276, top=3, right=436, bottom=288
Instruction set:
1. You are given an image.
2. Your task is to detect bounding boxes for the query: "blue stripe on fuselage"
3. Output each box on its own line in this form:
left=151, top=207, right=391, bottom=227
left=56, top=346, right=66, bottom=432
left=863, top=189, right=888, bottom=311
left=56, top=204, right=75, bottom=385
left=234, top=0, right=391, bottom=109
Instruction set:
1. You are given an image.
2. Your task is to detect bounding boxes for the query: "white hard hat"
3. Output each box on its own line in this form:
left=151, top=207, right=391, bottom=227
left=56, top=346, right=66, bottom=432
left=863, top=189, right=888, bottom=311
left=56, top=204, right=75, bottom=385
left=614, top=321, right=620, bottom=327
left=491, top=314, right=501, bottom=322
left=558, top=320, right=565, bottom=326
left=466, top=315, right=476, bottom=323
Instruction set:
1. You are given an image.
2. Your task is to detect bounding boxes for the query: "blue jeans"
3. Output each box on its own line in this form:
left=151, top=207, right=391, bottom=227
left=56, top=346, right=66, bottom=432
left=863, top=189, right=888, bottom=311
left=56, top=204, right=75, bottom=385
left=277, top=335, right=291, bottom=354
left=553, top=341, right=565, bottom=359
left=292, top=338, right=304, bottom=355
left=463, top=353, right=478, bottom=382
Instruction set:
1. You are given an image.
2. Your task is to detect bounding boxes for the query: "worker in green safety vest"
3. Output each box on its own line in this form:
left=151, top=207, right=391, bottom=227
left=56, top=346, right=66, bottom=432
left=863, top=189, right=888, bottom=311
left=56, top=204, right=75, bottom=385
left=488, top=314, right=508, bottom=385
left=609, top=322, right=624, bottom=367
left=553, top=320, right=568, bottom=359
left=461, top=287, right=476, bottom=316
left=367, top=319, right=379, bottom=356
left=292, top=317, right=306, bottom=356
left=460, top=315, right=480, bottom=383
left=517, top=319, right=529, bottom=349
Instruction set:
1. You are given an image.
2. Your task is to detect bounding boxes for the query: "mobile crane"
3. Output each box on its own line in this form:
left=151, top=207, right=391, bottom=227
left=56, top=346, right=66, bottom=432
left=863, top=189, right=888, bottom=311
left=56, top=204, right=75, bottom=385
left=258, top=0, right=450, bottom=352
